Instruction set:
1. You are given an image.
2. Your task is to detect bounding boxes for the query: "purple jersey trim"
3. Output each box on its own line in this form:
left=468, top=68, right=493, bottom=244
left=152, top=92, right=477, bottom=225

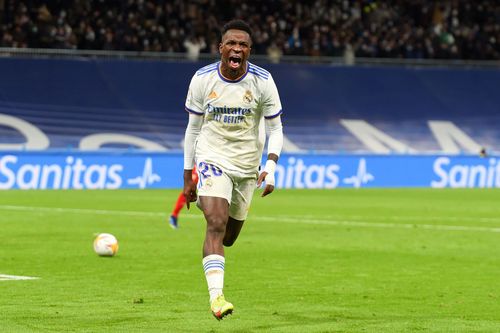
left=217, top=63, right=249, bottom=83
left=185, top=106, right=204, bottom=115
left=264, top=110, right=283, bottom=119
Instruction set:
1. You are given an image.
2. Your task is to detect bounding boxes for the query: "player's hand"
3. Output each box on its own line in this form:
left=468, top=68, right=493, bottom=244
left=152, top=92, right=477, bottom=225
left=183, top=182, right=197, bottom=209
left=183, top=170, right=197, bottom=209
left=257, top=171, right=275, bottom=197
left=183, top=185, right=197, bottom=209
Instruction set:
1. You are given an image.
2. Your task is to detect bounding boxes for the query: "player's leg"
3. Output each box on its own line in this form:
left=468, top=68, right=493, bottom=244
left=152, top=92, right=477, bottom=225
left=199, top=196, right=234, bottom=320
left=169, top=192, right=186, bottom=228
left=223, top=175, right=257, bottom=246
left=223, top=217, right=244, bottom=247
left=199, top=196, right=229, bottom=257
left=172, top=192, right=187, bottom=217
left=196, top=165, right=234, bottom=320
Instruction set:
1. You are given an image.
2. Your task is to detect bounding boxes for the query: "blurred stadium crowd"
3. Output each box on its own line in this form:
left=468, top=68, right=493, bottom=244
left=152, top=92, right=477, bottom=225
left=0, top=0, right=499, bottom=60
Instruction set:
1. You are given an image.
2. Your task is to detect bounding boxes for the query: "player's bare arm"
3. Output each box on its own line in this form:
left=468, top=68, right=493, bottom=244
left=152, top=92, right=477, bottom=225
left=183, top=112, right=203, bottom=209
left=183, top=169, right=197, bottom=209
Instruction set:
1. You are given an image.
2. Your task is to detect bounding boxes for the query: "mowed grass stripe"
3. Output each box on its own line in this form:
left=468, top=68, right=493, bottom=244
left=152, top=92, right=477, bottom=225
left=1, top=204, right=499, bottom=233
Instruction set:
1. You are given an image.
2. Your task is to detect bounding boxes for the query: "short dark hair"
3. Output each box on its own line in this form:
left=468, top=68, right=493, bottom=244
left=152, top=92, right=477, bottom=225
left=222, top=19, right=252, bottom=40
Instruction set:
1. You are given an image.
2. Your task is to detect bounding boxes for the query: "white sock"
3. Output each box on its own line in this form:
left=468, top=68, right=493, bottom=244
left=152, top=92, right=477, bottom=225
left=202, top=254, right=225, bottom=303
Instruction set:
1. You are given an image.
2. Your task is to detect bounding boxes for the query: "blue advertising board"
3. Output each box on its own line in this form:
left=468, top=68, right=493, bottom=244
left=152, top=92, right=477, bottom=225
left=0, top=152, right=498, bottom=190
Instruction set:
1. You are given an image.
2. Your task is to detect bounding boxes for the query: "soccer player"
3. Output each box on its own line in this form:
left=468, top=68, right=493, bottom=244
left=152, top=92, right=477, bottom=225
left=182, top=19, right=283, bottom=320
left=168, top=167, right=198, bottom=229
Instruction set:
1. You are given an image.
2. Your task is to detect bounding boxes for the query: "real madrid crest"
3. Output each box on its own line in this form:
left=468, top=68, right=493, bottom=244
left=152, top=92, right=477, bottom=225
left=243, top=90, right=253, bottom=103
left=205, top=178, right=213, bottom=187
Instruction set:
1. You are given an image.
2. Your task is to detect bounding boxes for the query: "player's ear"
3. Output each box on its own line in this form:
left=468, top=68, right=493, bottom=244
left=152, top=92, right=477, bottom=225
left=219, top=42, right=223, bottom=54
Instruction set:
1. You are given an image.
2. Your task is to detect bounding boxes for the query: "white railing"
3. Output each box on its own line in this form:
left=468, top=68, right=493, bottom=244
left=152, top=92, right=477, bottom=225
left=1, top=47, right=499, bottom=68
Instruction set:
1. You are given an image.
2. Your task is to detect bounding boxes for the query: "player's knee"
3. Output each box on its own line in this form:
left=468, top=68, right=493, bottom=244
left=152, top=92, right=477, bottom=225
left=207, top=216, right=226, bottom=234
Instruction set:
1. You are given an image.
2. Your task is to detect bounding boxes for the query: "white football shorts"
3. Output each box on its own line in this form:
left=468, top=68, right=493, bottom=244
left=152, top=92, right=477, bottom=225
left=196, top=161, right=257, bottom=221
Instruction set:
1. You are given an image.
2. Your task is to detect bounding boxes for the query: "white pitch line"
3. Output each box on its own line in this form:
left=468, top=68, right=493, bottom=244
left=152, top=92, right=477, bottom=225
left=1, top=204, right=499, bottom=224
left=274, top=213, right=500, bottom=224
left=179, top=214, right=500, bottom=233
left=251, top=216, right=500, bottom=233
left=0, top=205, right=164, bottom=217
left=0, top=274, right=39, bottom=281
left=1, top=205, right=499, bottom=233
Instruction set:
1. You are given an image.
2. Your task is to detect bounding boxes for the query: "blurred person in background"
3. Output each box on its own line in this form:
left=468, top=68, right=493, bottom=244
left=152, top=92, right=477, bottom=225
left=168, top=166, right=198, bottom=229
left=183, top=34, right=206, bottom=61
left=0, top=1, right=498, bottom=60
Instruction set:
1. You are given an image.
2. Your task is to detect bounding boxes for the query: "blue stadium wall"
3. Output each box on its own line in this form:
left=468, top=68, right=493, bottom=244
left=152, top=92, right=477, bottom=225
left=0, top=57, right=499, bottom=189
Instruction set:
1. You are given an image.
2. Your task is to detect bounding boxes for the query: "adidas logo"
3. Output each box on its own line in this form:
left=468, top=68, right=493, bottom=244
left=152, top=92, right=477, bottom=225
left=208, top=91, right=217, bottom=99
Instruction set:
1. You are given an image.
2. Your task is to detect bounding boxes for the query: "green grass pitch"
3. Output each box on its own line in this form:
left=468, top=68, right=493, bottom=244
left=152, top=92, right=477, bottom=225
left=0, top=189, right=499, bottom=332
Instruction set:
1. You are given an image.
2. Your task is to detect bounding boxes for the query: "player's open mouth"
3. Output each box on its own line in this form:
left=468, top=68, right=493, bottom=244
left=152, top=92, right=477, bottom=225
left=229, top=56, right=242, bottom=69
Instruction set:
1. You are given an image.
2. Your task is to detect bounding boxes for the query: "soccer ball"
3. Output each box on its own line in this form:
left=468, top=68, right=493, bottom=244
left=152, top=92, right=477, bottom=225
left=93, top=233, right=119, bottom=257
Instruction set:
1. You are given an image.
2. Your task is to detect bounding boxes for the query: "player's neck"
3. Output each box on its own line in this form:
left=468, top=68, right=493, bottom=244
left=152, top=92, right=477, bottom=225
left=219, top=62, right=247, bottom=81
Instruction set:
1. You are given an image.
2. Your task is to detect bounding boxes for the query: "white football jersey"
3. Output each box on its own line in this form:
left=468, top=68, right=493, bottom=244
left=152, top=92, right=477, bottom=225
left=185, top=61, right=282, bottom=173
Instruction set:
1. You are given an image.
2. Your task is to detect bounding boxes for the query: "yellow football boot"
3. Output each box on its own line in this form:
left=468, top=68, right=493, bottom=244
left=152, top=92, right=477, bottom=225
left=210, top=295, right=234, bottom=320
